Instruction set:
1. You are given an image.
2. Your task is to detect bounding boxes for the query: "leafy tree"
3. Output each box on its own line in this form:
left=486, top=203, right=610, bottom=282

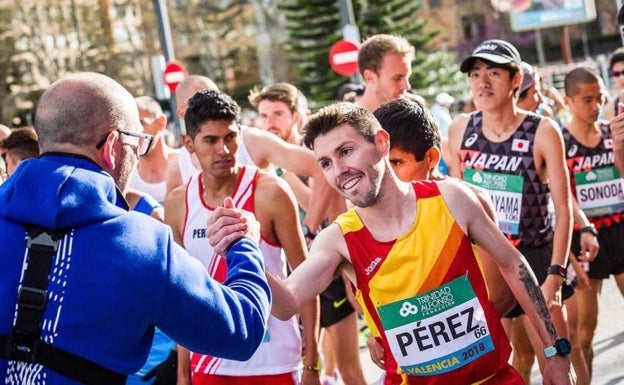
left=279, top=0, right=345, bottom=106
left=170, top=0, right=257, bottom=95
left=279, top=0, right=463, bottom=105
left=0, top=0, right=151, bottom=125
left=355, top=0, right=460, bottom=92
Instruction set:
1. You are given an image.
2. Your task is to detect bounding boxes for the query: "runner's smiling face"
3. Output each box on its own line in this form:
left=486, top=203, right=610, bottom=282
left=313, top=123, right=385, bottom=208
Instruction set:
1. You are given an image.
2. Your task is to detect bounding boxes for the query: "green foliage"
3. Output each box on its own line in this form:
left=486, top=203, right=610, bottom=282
left=278, top=0, right=345, bottom=106
left=356, top=0, right=458, bottom=91
left=279, top=0, right=461, bottom=105
left=171, top=0, right=252, bottom=92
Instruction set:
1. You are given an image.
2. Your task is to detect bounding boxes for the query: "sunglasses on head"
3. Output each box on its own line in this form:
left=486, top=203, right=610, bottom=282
left=611, top=70, right=624, bottom=78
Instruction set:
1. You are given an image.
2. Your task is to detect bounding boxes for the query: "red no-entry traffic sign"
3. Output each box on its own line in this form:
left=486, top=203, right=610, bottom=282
left=329, top=40, right=360, bottom=77
left=163, top=60, right=187, bottom=93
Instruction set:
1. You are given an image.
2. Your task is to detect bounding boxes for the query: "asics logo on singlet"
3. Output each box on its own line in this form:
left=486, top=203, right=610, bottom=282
left=364, top=257, right=382, bottom=276
left=464, top=133, right=478, bottom=147
left=568, top=144, right=578, bottom=157
left=399, top=301, right=419, bottom=317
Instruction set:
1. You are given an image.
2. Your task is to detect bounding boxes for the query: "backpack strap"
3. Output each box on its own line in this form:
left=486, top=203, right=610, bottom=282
left=0, top=226, right=126, bottom=385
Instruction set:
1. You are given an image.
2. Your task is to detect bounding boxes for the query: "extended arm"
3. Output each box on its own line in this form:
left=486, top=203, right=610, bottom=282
left=158, top=236, right=270, bottom=361
left=610, top=103, right=624, bottom=176
left=245, top=127, right=332, bottom=232
left=572, top=197, right=599, bottom=262
left=440, top=180, right=573, bottom=385
left=270, top=224, right=347, bottom=321
left=535, top=120, right=573, bottom=308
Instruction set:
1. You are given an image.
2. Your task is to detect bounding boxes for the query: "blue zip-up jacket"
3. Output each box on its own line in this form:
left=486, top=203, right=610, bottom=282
left=0, top=153, right=271, bottom=384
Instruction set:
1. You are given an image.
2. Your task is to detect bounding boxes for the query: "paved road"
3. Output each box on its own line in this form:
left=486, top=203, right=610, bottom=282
left=356, top=276, right=624, bottom=385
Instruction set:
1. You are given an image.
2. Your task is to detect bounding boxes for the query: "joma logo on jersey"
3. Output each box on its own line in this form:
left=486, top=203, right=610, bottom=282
left=568, top=153, right=614, bottom=172
left=365, top=257, right=382, bottom=276
left=192, top=228, right=207, bottom=238
left=462, top=152, right=523, bottom=172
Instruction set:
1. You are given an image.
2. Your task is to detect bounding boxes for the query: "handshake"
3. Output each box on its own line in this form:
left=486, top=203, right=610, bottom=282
left=207, top=197, right=261, bottom=256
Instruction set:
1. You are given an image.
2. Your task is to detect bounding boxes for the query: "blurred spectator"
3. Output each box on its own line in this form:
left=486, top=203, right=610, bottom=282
left=337, top=82, right=365, bottom=102
left=430, top=92, right=454, bottom=137
left=460, top=96, right=477, bottom=113
left=604, top=48, right=624, bottom=121
left=518, top=62, right=554, bottom=117
left=0, top=126, right=39, bottom=180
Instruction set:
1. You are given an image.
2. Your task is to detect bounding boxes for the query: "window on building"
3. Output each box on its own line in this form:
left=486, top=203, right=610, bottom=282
left=461, top=14, right=486, bottom=41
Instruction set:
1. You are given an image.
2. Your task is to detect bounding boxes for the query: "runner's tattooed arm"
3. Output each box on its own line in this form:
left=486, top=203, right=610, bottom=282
left=518, top=263, right=557, bottom=339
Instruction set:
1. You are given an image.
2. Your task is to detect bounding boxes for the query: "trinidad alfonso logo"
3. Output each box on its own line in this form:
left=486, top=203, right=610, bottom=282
left=399, top=301, right=419, bottom=317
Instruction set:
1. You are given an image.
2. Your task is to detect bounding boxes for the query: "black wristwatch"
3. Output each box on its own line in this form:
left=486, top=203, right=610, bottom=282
left=579, top=223, right=598, bottom=237
left=543, top=338, right=571, bottom=358
left=302, top=225, right=316, bottom=240
left=546, top=264, right=566, bottom=280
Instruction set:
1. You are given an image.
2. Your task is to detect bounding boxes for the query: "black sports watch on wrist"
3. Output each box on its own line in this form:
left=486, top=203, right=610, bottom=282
left=546, top=264, right=566, bottom=280
left=301, top=225, right=316, bottom=240
left=543, top=338, right=572, bottom=358
left=579, top=223, right=598, bottom=237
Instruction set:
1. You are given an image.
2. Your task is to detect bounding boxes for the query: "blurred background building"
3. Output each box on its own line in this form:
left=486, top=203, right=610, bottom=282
left=0, top=0, right=620, bottom=126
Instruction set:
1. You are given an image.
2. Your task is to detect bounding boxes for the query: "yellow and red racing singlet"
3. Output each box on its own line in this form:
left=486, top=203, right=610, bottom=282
left=336, top=181, right=511, bottom=385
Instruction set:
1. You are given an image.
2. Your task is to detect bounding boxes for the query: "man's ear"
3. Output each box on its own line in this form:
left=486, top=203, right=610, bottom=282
left=363, top=69, right=376, bottom=83
left=101, top=131, right=119, bottom=170
left=424, top=147, right=441, bottom=169
left=183, top=134, right=194, bottom=154
left=512, top=71, right=523, bottom=91
left=155, top=115, right=168, bottom=132
left=375, top=129, right=390, bottom=156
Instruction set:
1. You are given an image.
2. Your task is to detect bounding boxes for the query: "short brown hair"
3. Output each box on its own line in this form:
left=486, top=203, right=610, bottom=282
left=358, top=34, right=414, bottom=75
left=248, top=82, right=305, bottom=114
left=1, top=126, right=39, bottom=161
left=302, top=102, right=379, bottom=150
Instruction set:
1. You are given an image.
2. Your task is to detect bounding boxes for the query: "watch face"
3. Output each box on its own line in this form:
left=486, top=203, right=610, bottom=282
left=556, top=338, right=572, bottom=356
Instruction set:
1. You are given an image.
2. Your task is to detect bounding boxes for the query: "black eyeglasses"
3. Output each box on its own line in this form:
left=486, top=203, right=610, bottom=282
left=611, top=70, right=624, bottom=78
left=95, top=129, right=154, bottom=157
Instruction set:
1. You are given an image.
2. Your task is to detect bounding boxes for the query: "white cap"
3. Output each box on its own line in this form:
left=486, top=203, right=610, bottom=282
left=435, top=92, right=454, bottom=105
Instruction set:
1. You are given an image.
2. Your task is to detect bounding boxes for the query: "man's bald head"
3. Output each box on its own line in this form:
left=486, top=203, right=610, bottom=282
left=34, top=72, right=139, bottom=154
left=175, top=75, right=219, bottom=118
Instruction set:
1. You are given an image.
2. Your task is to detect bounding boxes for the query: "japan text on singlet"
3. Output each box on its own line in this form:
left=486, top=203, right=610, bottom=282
left=183, top=165, right=301, bottom=376
left=562, top=122, right=624, bottom=229
left=459, top=111, right=552, bottom=247
left=335, top=180, right=511, bottom=385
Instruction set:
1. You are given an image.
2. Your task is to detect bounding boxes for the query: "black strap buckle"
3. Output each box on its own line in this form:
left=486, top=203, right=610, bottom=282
left=18, top=286, right=47, bottom=310
left=26, top=231, right=59, bottom=252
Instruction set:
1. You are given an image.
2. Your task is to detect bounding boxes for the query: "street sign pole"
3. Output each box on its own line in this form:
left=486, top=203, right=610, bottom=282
left=153, top=0, right=182, bottom=139
left=618, top=0, right=624, bottom=45
left=338, top=0, right=362, bottom=84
